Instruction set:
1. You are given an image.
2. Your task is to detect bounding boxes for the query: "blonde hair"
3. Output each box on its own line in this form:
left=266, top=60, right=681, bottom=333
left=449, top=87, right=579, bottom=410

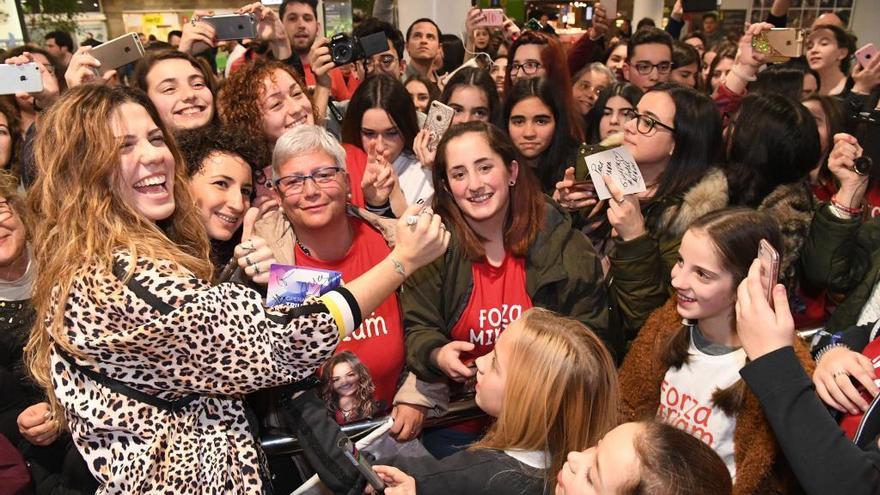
left=25, top=85, right=212, bottom=420
left=472, top=308, right=619, bottom=487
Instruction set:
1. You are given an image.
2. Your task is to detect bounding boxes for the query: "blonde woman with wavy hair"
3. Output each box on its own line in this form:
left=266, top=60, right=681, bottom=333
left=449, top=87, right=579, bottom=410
left=24, top=84, right=449, bottom=494
left=374, top=308, right=618, bottom=494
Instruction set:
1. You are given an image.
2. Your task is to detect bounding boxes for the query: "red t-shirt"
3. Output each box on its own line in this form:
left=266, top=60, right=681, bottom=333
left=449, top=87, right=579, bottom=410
left=295, top=217, right=403, bottom=411
left=302, top=63, right=353, bottom=102
left=344, top=144, right=367, bottom=209
left=450, top=253, right=534, bottom=364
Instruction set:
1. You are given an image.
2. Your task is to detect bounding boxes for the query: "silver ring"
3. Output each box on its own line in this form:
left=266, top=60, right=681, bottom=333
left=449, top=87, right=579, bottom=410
left=405, top=215, right=419, bottom=226
left=252, top=263, right=261, bottom=274
left=244, top=255, right=253, bottom=266
left=614, top=196, right=626, bottom=205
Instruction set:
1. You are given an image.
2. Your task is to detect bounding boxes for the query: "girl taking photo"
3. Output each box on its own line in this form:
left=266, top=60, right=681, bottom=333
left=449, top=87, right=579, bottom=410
left=24, top=84, right=448, bottom=493
left=617, top=208, right=814, bottom=495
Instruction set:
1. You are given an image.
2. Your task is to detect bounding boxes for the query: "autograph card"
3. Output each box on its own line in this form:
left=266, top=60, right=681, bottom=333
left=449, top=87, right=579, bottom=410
left=267, top=264, right=342, bottom=307
left=585, top=146, right=646, bottom=200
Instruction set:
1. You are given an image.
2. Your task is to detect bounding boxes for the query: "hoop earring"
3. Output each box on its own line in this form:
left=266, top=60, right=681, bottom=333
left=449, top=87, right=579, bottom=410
left=508, top=180, right=516, bottom=187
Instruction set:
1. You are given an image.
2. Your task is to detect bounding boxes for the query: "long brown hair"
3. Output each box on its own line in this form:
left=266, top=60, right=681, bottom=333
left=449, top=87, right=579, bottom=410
left=661, top=208, right=782, bottom=415
left=26, top=85, right=212, bottom=420
left=319, top=350, right=378, bottom=421
left=432, top=121, right=544, bottom=261
left=473, top=308, right=618, bottom=489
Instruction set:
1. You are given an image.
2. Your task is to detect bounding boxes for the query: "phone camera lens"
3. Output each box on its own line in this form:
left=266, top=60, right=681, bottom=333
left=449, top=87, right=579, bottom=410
left=19, top=75, right=25, bottom=81
left=124, top=47, right=130, bottom=53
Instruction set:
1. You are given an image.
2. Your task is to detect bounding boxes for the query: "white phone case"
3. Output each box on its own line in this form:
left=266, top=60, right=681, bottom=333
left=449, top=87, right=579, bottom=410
left=0, top=63, right=43, bottom=95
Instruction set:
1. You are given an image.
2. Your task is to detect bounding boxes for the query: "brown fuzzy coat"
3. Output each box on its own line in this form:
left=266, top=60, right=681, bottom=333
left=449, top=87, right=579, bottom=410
left=618, top=299, right=815, bottom=495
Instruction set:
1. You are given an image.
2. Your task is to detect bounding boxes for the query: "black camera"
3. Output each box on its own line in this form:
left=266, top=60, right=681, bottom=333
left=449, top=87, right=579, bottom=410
left=327, top=31, right=389, bottom=66
left=847, top=111, right=880, bottom=178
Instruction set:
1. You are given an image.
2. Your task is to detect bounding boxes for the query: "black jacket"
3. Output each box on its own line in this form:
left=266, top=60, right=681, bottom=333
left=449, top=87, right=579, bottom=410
left=740, top=347, right=880, bottom=495
left=388, top=448, right=545, bottom=495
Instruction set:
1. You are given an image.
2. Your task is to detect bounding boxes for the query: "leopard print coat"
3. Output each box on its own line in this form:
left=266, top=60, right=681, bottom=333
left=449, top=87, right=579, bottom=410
left=47, top=254, right=352, bottom=494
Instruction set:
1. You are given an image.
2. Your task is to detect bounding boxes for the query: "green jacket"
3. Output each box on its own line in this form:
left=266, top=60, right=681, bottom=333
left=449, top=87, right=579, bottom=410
left=609, top=168, right=729, bottom=339
left=801, top=205, right=880, bottom=330
left=402, top=198, right=616, bottom=382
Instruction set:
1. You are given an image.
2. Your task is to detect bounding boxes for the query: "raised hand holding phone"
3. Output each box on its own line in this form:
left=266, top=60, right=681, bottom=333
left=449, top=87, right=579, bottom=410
left=757, top=239, right=779, bottom=308
left=735, top=259, right=795, bottom=361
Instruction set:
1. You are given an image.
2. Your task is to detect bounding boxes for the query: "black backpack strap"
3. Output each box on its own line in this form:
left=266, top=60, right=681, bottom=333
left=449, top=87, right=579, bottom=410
left=51, top=258, right=201, bottom=412
left=54, top=345, right=199, bottom=412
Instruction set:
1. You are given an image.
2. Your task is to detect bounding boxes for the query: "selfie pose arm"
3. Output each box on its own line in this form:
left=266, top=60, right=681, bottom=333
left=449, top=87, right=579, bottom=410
left=737, top=261, right=880, bottom=495
left=239, top=2, right=292, bottom=61
left=308, top=34, right=333, bottom=124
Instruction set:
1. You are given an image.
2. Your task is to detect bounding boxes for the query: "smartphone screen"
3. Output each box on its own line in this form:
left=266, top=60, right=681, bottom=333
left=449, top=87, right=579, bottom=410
left=757, top=239, right=780, bottom=308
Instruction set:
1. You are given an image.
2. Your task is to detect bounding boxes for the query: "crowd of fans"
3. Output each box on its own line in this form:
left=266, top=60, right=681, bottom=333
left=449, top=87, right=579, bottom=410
left=1, top=0, right=880, bottom=493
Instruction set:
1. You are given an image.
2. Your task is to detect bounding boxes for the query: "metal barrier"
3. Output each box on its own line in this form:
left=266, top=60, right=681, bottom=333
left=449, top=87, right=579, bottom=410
left=261, top=399, right=485, bottom=456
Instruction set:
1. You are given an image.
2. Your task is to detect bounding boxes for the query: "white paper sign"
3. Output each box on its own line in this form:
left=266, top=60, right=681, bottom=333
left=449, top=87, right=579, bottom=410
left=585, top=146, right=646, bottom=201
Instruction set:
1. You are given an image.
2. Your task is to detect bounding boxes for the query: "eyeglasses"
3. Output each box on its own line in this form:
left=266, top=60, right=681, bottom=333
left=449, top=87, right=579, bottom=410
left=632, top=112, right=676, bottom=135
left=510, top=60, right=543, bottom=76
left=632, top=61, right=673, bottom=75
left=363, top=54, right=398, bottom=71
left=273, top=166, right=344, bottom=196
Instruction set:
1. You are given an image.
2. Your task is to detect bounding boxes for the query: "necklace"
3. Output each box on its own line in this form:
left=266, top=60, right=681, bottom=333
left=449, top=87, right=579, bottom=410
left=296, top=237, right=311, bottom=256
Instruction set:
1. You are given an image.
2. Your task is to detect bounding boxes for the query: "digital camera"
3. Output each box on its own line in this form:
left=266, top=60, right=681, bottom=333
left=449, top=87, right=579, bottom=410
left=328, top=31, right=389, bottom=66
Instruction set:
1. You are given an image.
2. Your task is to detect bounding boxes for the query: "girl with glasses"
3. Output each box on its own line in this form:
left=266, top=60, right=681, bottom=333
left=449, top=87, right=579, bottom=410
left=560, top=83, right=726, bottom=336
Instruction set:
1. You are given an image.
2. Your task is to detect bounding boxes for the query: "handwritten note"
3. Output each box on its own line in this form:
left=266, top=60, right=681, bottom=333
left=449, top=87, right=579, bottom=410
left=266, top=264, right=342, bottom=307
left=585, top=146, right=646, bottom=200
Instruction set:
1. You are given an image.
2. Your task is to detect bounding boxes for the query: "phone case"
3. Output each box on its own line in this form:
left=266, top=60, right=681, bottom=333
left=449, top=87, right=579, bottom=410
left=424, top=101, right=455, bottom=152
left=758, top=239, right=780, bottom=306
left=856, top=43, right=878, bottom=68
left=0, top=63, right=43, bottom=95
left=90, top=33, right=145, bottom=75
left=753, top=29, right=805, bottom=63
left=603, top=0, right=618, bottom=17
left=475, top=9, right=504, bottom=27
left=203, top=14, right=257, bottom=41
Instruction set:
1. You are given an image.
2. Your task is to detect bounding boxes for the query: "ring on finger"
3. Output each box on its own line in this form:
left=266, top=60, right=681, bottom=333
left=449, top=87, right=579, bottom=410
left=832, top=370, right=849, bottom=379
left=252, top=262, right=261, bottom=275
left=244, top=255, right=253, bottom=266
left=614, top=196, right=626, bottom=205
left=405, top=215, right=419, bottom=226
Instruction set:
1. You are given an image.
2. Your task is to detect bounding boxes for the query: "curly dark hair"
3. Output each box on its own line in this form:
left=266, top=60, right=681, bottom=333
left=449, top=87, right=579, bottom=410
left=0, top=97, right=22, bottom=175
left=216, top=59, right=316, bottom=143
left=175, top=124, right=270, bottom=179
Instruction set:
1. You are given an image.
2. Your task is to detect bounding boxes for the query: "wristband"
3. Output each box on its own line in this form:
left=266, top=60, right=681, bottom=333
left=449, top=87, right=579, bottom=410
left=730, top=64, right=757, bottom=82
left=389, top=256, right=407, bottom=278
left=815, top=342, right=850, bottom=364
left=830, top=194, right=863, bottom=216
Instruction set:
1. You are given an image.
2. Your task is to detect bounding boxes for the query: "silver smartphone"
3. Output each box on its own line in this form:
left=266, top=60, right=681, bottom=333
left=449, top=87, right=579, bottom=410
left=0, top=63, right=43, bottom=95
left=202, top=13, right=258, bottom=41
left=90, top=33, right=145, bottom=75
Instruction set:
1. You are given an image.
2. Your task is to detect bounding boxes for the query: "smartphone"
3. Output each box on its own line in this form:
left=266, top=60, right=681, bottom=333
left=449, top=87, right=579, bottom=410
left=525, top=18, right=542, bottom=31
left=603, top=0, right=618, bottom=17
left=752, top=28, right=805, bottom=63
left=423, top=101, right=455, bottom=152
left=89, top=33, right=145, bottom=75
left=856, top=43, right=878, bottom=68
left=338, top=437, right=385, bottom=492
left=475, top=8, right=504, bottom=27
left=682, top=0, right=719, bottom=12
left=757, top=239, right=780, bottom=308
left=0, top=63, right=43, bottom=95
left=202, top=13, right=257, bottom=41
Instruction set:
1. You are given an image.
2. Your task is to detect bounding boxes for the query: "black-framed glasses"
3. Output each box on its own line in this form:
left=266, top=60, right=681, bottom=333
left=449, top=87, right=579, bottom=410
left=632, top=112, right=676, bottom=135
left=510, top=60, right=543, bottom=76
left=273, top=166, right=345, bottom=196
left=363, top=54, right=398, bottom=71
left=632, top=61, right=672, bottom=75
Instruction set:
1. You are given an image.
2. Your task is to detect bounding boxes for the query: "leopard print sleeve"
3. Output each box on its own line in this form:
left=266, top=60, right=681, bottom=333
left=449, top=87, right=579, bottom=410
left=61, top=256, right=356, bottom=397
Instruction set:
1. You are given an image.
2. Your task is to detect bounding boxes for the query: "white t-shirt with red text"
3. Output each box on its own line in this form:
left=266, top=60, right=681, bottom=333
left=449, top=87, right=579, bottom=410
left=657, top=328, right=746, bottom=479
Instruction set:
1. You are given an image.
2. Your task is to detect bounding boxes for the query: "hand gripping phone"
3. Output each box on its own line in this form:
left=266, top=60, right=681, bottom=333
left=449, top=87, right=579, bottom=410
left=202, top=13, right=258, bottom=41
left=89, top=33, right=145, bottom=75
left=758, top=239, right=780, bottom=308
left=0, top=63, right=43, bottom=95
